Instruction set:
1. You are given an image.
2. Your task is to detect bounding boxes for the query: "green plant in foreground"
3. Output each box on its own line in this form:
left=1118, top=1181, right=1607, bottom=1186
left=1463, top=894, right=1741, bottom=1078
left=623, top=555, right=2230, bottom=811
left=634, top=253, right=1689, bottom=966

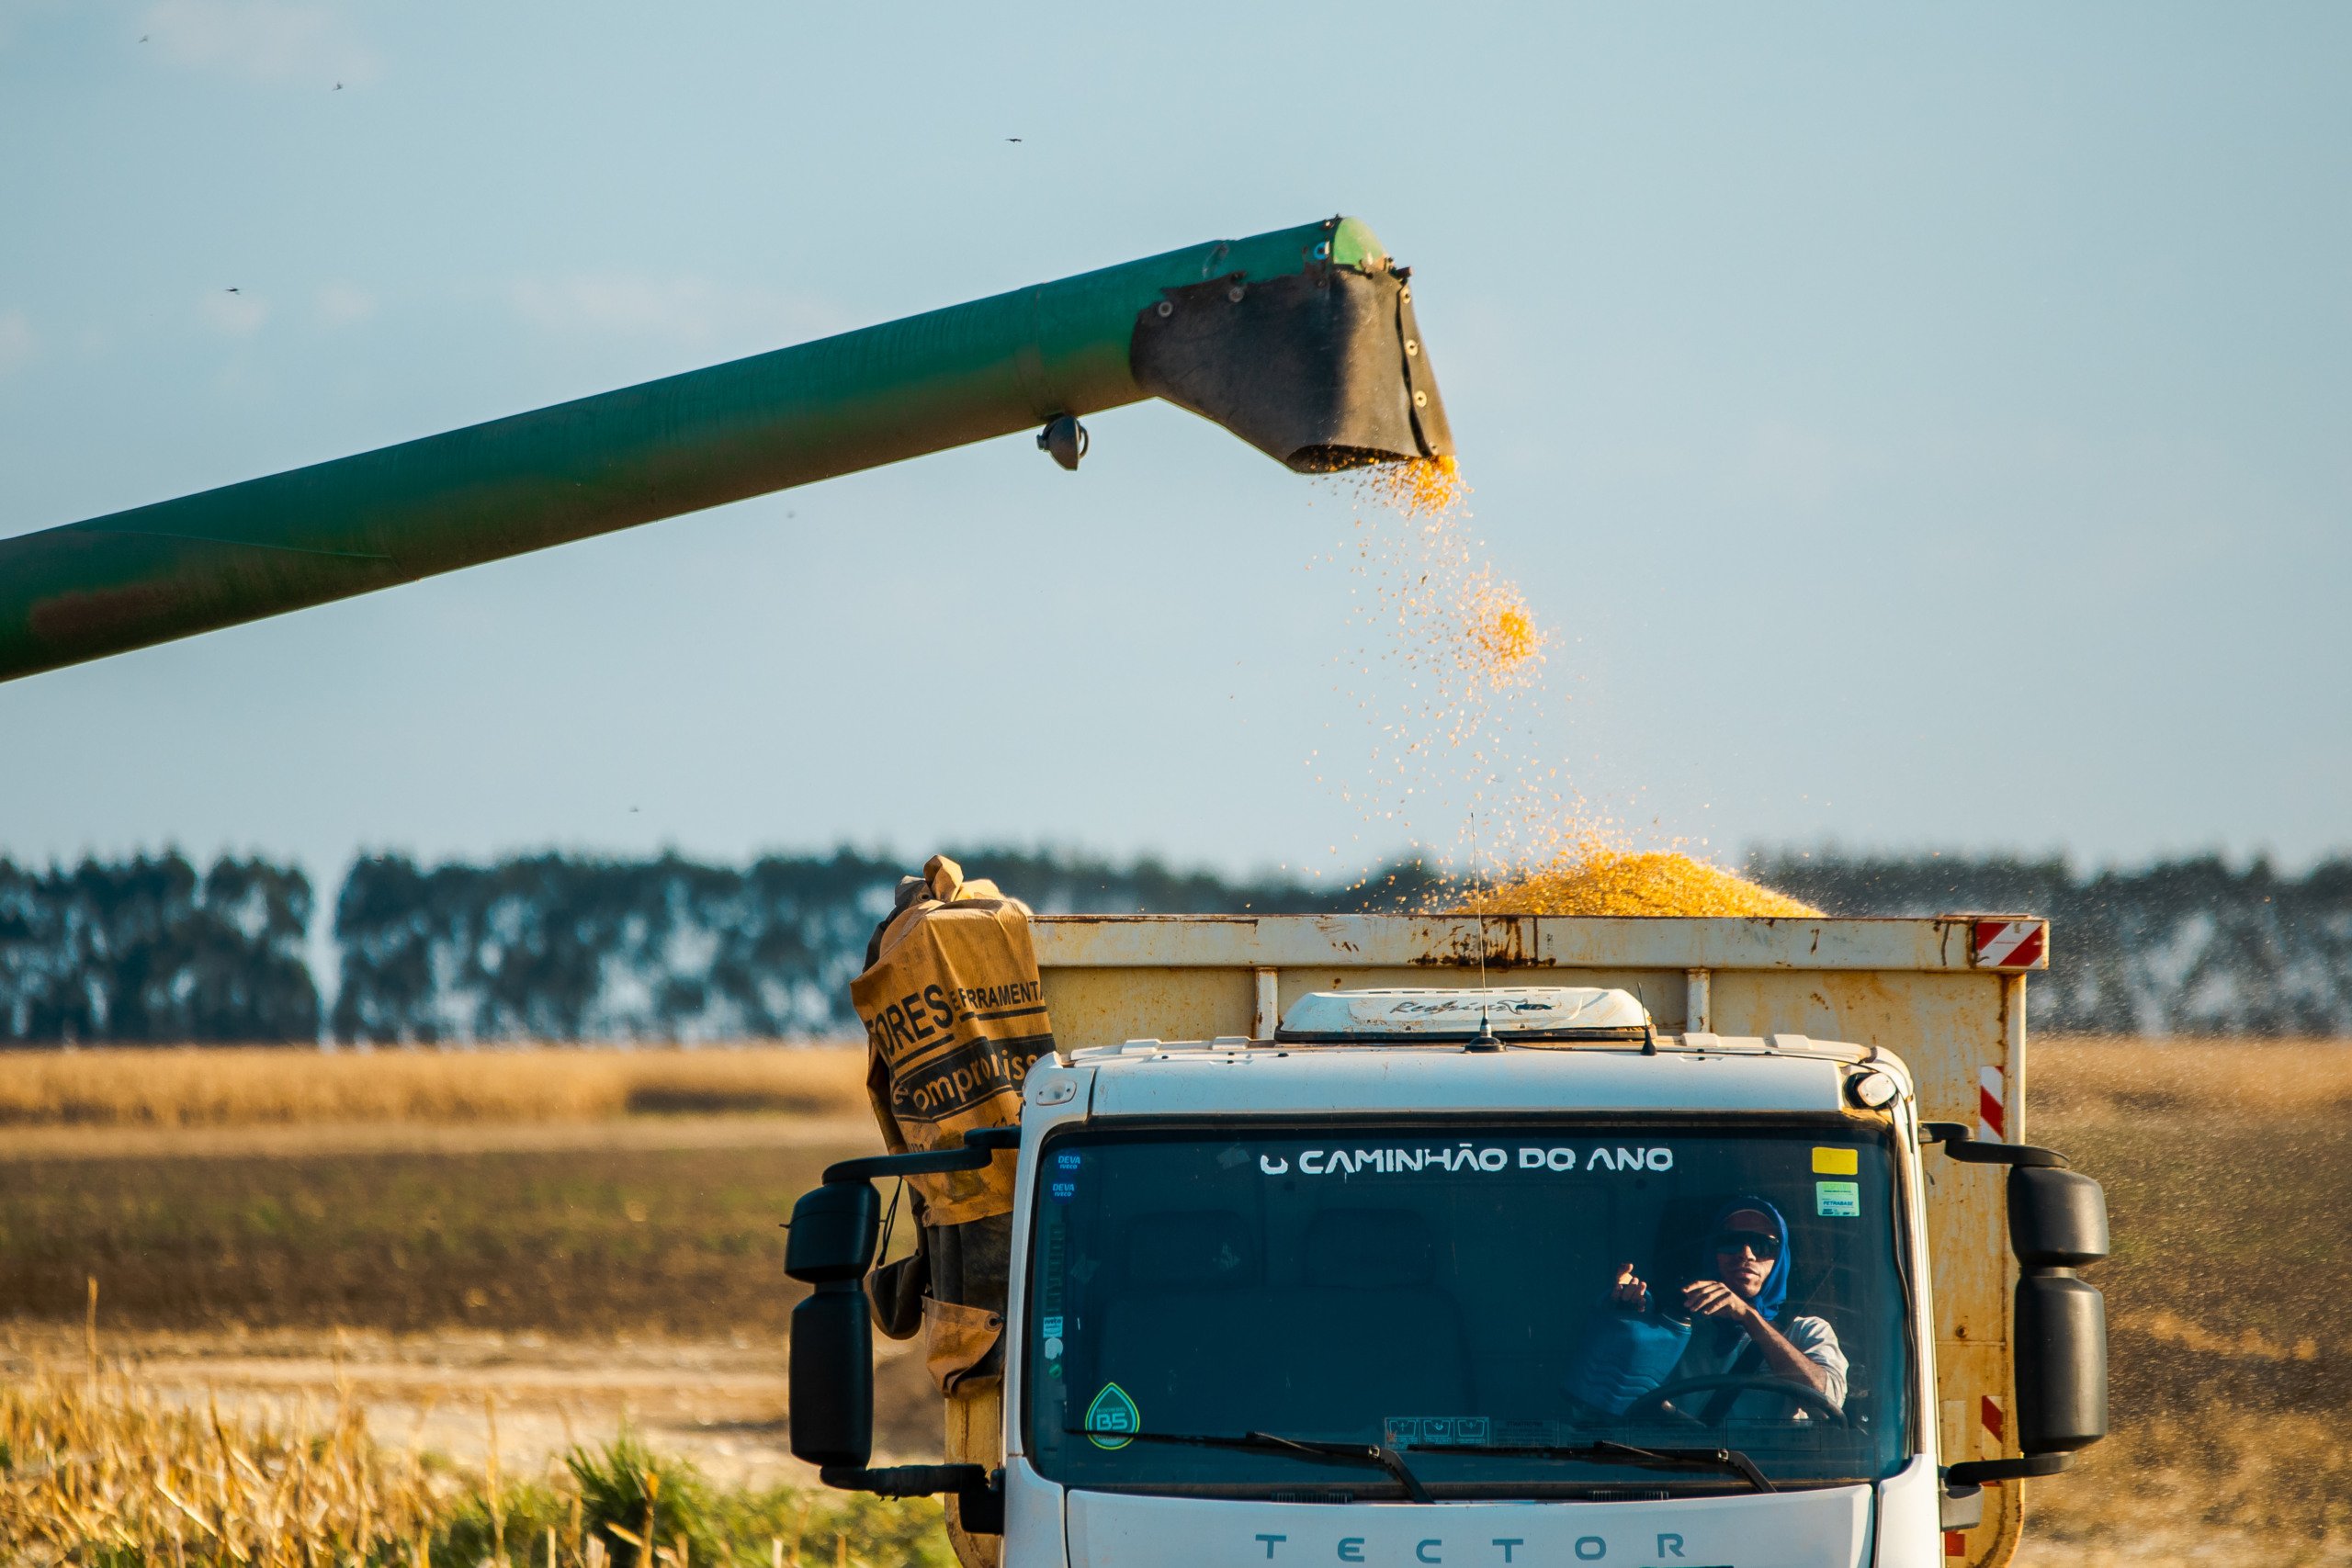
left=369, top=1463, right=955, bottom=1568
left=564, top=1428, right=726, bottom=1567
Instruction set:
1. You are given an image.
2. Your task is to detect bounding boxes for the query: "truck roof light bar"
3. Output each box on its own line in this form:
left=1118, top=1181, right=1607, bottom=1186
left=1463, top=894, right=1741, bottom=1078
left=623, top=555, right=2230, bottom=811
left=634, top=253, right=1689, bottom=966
left=1273, top=986, right=1654, bottom=1045
left=1269, top=1027, right=1657, bottom=1045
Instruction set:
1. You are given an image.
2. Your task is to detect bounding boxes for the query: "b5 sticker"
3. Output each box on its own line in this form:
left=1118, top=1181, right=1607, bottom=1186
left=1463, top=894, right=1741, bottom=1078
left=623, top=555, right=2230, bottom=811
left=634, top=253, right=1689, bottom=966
left=1085, top=1382, right=1139, bottom=1450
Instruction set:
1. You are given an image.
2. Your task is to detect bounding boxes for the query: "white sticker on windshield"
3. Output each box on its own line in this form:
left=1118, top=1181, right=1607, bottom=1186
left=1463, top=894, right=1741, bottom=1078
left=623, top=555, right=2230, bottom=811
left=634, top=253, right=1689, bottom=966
left=1816, top=1179, right=1860, bottom=1217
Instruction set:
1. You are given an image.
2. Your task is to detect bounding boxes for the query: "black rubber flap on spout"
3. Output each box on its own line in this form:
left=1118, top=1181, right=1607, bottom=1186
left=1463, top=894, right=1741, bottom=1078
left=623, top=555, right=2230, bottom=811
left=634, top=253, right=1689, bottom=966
left=1130, top=265, right=1453, bottom=472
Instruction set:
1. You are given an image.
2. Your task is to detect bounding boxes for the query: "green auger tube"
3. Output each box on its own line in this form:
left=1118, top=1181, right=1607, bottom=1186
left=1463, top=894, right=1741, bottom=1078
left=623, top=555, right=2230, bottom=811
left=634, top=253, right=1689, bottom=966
left=0, top=216, right=1451, bottom=683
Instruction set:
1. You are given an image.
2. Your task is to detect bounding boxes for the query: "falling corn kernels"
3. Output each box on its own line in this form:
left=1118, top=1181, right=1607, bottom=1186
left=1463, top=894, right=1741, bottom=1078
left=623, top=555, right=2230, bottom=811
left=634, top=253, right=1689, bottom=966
left=1324, top=457, right=1810, bottom=919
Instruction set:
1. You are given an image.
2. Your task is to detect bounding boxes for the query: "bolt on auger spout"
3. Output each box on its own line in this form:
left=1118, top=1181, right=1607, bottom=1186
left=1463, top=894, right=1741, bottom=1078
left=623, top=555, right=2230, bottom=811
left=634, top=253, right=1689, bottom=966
left=0, top=216, right=1451, bottom=683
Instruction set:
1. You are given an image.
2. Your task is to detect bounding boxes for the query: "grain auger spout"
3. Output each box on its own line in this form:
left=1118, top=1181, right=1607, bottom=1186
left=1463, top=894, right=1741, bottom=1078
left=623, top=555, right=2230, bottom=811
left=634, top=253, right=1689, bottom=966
left=0, top=216, right=1452, bottom=683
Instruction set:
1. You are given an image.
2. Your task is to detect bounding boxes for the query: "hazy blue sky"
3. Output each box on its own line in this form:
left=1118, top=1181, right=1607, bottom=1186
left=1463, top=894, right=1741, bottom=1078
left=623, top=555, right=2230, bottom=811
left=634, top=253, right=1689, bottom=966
left=2, top=1, right=2346, bottom=889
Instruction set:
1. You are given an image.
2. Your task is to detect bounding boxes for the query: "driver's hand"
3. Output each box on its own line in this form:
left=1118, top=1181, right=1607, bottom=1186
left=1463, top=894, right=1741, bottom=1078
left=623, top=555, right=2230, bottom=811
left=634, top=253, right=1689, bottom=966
left=1611, top=1262, right=1649, bottom=1309
left=1681, top=1280, right=1754, bottom=1325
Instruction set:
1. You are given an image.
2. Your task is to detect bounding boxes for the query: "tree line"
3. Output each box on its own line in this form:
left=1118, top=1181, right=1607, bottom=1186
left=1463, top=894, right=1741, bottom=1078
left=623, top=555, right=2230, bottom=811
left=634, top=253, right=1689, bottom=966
left=2, top=848, right=2346, bottom=1043
left=1751, top=850, right=2352, bottom=1036
left=0, top=853, right=317, bottom=1043
left=330, top=848, right=1347, bottom=1044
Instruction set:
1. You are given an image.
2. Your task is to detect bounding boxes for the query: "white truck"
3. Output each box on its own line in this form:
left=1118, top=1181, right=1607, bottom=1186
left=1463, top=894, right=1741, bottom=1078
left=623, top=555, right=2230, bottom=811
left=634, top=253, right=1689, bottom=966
left=784, top=913, right=2109, bottom=1568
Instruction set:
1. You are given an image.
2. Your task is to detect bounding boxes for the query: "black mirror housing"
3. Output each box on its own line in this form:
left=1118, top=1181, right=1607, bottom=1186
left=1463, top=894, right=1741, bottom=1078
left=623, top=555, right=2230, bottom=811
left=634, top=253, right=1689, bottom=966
left=2016, top=1271, right=2109, bottom=1452
left=784, top=1139, right=1023, bottom=1512
left=1929, top=1128, right=2112, bottom=1483
left=790, top=1284, right=876, bottom=1468
left=2008, top=1165, right=2109, bottom=1454
left=786, top=1180, right=879, bottom=1284
left=786, top=1179, right=882, bottom=1469
left=2010, top=1166, right=2109, bottom=1268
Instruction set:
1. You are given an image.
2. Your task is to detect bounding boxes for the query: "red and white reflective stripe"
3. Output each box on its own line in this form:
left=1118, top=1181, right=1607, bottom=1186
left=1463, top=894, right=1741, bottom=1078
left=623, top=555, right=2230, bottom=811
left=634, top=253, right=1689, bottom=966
left=1971, top=919, right=2045, bottom=969
left=1943, top=1397, right=2008, bottom=1555
left=1979, top=1065, right=2007, bottom=1142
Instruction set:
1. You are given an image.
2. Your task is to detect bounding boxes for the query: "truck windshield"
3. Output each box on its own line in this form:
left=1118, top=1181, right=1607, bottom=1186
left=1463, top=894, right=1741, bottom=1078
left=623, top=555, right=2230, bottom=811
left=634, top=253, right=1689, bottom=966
left=1023, top=1121, right=1912, bottom=1497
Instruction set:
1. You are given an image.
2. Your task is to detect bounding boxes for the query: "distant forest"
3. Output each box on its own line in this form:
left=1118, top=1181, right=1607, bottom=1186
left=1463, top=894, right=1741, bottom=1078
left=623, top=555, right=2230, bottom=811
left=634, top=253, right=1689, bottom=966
left=1750, top=851, right=2352, bottom=1036
left=0, top=855, right=318, bottom=1043
left=2, top=848, right=2346, bottom=1043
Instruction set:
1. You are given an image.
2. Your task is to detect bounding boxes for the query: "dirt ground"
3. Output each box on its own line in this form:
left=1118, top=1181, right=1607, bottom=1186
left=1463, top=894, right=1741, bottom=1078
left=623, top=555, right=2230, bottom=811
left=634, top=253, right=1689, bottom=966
left=0, top=1109, right=943, bottom=1510
left=0, top=1111, right=885, bottom=1334
left=0, top=1318, right=942, bottom=1492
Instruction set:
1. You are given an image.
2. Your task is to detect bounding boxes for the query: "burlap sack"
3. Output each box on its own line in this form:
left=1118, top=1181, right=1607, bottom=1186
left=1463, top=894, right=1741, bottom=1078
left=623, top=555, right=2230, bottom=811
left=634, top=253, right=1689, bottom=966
left=851, top=854, right=1054, bottom=1226
left=851, top=855, right=1054, bottom=1396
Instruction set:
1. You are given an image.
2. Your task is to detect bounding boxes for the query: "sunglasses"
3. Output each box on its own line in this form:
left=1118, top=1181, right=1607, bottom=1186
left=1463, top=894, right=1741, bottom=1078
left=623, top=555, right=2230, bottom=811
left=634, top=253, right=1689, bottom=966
left=1711, top=1229, right=1784, bottom=1260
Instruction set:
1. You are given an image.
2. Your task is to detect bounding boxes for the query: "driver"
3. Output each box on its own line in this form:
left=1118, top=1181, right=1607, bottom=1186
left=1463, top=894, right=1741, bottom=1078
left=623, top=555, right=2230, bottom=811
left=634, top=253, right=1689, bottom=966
left=1609, top=1196, right=1847, bottom=1421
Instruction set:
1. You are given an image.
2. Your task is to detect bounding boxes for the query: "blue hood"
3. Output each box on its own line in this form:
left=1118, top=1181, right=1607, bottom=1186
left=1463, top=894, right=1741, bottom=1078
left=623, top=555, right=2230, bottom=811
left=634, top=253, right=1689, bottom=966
left=1707, top=1194, right=1792, bottom=1323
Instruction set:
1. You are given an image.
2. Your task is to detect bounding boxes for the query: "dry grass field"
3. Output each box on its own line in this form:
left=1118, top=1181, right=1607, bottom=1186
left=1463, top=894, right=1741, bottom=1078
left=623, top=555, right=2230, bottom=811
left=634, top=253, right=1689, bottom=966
left=3, top=1356, right=951, bottom=1566
left=2031, top=1034, right=2352, bottom=1125
left=0, top=1035, right=2345, bottom=1562
left=0, top=1043, right=872, bottom=1130
left=0, top=1045, right=931, bottom=1563
left=2022, top=1038, right=2352, bottom=1565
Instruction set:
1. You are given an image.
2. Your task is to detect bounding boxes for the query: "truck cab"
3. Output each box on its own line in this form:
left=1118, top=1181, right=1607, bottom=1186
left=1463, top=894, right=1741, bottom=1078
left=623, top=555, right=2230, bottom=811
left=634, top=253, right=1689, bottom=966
left=786, top=916, right=2108, bottom=1568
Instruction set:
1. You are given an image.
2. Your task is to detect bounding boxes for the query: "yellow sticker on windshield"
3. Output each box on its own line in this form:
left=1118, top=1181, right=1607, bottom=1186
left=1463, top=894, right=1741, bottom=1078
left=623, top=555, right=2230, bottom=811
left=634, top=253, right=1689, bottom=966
left=1813, top=1146, right=1859, bottom=1175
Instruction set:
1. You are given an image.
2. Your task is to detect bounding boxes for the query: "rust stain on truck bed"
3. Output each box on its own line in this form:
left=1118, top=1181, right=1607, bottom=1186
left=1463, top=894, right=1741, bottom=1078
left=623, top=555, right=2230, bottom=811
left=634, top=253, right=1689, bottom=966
left=1407, top=915, right=1544, bottom=968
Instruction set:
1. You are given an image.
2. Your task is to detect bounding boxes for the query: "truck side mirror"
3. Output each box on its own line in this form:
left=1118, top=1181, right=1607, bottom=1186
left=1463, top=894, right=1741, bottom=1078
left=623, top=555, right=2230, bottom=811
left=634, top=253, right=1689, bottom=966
left=786, top=1181, right=880, bottom=1470
left=2015, top=1266, right=2108, bottom=1454
left=2011, top=1165, right=2109, bottom=1454
left=2009, top=1165, right=2109, bottom=1267
left=1927, top=1126, right=2111, bottom=1485
left=782, top=1133, right=1017, bottom=1514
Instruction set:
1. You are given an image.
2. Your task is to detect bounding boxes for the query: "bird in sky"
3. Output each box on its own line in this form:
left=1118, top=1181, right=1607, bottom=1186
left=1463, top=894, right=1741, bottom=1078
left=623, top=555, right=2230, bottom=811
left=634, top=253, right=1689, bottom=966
left=225, top=288, right=240, bottom=294
left=139, top=33, right=148, bottom=42
left=1007, top=137, right=1023, bottom=143
left=334, top=83, right=343, bottom=90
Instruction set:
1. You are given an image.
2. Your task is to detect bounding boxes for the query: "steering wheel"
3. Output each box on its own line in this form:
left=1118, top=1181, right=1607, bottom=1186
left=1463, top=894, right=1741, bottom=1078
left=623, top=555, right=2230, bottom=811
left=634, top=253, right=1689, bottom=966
left=1621, top=1373, right=1849, bottom=1428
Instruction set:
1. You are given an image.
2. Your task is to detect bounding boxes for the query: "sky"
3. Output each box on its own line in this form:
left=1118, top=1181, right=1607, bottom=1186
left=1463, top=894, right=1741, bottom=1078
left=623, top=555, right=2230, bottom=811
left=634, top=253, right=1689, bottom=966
left=1, top=1, right=2346, bottom=895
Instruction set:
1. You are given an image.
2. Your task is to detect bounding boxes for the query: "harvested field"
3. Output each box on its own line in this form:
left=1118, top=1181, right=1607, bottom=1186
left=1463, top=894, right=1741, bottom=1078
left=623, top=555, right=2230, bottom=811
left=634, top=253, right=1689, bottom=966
left=0, top=1086, right=939, bottom=1562
left=0, top=1122, right=879, bottom=1335
left=2021, top=1037, right=2352, bottom=1564
left=2030, top=1034, right=2352, bottom=1125
left=0, top=1036, right=2344, bottom=1562
left=0, top=1043, right=869, bottom=1128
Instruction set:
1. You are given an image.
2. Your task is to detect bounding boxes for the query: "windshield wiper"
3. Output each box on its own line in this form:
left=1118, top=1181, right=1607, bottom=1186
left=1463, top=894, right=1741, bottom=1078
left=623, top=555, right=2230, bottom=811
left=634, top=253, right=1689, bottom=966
left=1419, top=1439, right=1775, bottom=1494
left=1065, top=1428, right=1433, bottom=1504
